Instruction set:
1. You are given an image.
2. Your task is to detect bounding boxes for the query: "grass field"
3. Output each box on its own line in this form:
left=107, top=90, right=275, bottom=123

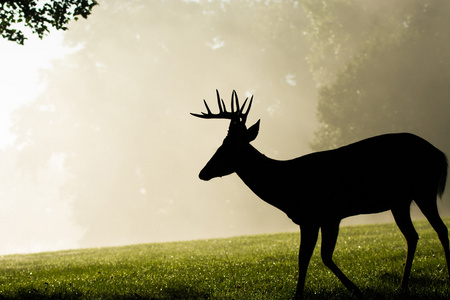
left=0, top=219, right=449, bottom=299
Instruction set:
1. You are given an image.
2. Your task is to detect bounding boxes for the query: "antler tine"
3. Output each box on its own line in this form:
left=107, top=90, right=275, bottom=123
left=189, top=99, right=212, bottom=118
left=240, top=97, right=248, bottom=115
left=232, top=90, right=240, bottom=113
left=203, top=99, right=212, bottom=115
left=216, top=89, right=223, bottom=113
left=231, top=92, right=235, bottom=113
left=244, top=95, right=253, bottom=116
left=239, top=95, right=253, bottom=124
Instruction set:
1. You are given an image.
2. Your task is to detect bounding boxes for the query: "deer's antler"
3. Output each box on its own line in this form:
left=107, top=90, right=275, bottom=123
left=191, top=90, right=253, bottom=124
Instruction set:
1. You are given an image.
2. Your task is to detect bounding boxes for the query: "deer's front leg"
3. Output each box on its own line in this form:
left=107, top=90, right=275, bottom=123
left=321, top=220, right=362, bottom=298
left=295, top=224, right=319, bottom=299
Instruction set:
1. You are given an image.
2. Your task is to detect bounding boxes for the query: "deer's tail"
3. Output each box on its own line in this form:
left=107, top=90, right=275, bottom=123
left=437, top=151, right=448, bottom=199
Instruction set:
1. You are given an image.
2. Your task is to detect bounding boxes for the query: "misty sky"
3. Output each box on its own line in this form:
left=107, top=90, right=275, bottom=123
left=0, top=0, right=448, bottom=255
left=0, top=32, right=84, bottom=254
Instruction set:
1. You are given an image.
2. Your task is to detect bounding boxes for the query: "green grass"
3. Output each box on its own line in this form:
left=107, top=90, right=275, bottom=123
left=0, top=219, right=449, bottom=299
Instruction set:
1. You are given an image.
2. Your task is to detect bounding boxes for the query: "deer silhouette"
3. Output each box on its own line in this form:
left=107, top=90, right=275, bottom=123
left=191, top=90, right=449, bottom=299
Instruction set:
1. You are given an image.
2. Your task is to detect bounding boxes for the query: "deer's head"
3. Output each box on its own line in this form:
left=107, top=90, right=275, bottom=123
left=191, top=90, right=260, bottom=181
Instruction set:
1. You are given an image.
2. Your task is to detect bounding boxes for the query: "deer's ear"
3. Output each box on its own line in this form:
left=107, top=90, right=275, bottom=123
left=247, top=119, right=260, bottom=142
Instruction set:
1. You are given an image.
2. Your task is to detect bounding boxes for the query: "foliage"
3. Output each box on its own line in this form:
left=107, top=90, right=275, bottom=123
left=0, top=0, right=98, bottom=44
left=302, top=1, right=450, bottom=151
left=0, top=219, right=449, bottom=299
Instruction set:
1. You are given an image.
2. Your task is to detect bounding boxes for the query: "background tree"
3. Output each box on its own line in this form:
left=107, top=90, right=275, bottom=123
left=1, top=0, right=98, bottom=44
left=304, top=1, right=450, bottom=153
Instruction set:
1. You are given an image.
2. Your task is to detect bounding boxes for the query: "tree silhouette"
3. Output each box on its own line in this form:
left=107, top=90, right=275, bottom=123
left=1, top=0, right=97, bottom=44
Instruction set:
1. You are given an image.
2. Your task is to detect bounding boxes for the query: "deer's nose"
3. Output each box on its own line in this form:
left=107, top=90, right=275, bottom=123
left=199, top=169, right=211, bottom=181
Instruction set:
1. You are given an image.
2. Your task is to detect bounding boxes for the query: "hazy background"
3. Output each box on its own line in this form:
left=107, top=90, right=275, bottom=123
left=1, top=0, right=449, bottom=255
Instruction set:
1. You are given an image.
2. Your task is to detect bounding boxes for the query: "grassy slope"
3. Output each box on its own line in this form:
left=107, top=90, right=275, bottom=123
left=0, top=219, right=449, bottom=299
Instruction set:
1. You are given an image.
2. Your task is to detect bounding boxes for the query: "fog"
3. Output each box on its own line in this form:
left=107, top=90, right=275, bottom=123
left=1, top=0, right=449, bottom=255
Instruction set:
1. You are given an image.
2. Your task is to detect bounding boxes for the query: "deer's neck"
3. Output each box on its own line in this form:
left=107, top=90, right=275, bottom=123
left=234, top=145, right=293, bottom=209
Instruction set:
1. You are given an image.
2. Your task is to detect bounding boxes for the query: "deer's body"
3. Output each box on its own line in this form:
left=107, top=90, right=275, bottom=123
left=192, top=90, right=449, bottom=299
left=228, top=133, right=446, bottom=226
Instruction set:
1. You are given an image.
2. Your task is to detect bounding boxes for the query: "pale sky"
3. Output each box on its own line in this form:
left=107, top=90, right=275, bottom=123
left=0, top=31, right=73, bottom=147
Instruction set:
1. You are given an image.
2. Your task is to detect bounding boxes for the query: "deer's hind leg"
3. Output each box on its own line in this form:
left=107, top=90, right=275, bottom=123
left=415, top=195, right=450, bottom=281
left=391, top=203, right=419, bottom=290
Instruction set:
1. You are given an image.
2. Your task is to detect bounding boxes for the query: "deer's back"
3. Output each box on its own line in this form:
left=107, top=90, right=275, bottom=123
left=283, top=133, right=445, bottom=223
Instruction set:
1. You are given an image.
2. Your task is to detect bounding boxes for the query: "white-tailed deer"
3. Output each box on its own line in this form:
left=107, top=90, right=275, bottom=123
left=192, top=90, right=449, bottom=299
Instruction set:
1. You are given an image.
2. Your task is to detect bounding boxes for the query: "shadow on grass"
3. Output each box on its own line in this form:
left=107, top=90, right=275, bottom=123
left=0, top=277, right=446, bottom=300
left=0, top=286, right=84, bottom=300
left=0, top=285, right=212, bottom=300
left=303, top=273, right=449, bottom=300
left=303, top=289, right=449, bottom=300
left=149, top=286, right=212, bottom=300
